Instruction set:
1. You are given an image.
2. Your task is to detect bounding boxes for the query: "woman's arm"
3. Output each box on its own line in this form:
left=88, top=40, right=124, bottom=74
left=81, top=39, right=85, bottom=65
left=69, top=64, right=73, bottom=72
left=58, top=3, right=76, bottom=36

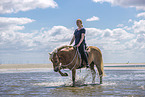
left=70, top=35, right=75, bottom=45
left=76, top=33, right=85, bottom=47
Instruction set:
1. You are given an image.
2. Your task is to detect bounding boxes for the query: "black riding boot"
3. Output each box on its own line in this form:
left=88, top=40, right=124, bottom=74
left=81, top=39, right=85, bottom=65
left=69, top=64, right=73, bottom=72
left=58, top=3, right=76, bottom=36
left=83, top=53, right=90, bottom=68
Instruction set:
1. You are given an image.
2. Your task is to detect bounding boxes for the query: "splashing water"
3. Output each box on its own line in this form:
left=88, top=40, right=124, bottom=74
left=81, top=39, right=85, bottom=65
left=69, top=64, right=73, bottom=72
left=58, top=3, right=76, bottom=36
left=32, top=68, right=99, bottom=87
left=63, top=68, right=93, bottom=86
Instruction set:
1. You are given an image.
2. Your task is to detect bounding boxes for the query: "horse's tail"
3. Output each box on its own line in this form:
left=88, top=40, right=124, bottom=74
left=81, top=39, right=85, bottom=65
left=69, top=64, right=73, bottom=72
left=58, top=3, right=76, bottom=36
left=88, top=46, right=105, bottom=76
left=101, top=57, right=105, bottom=76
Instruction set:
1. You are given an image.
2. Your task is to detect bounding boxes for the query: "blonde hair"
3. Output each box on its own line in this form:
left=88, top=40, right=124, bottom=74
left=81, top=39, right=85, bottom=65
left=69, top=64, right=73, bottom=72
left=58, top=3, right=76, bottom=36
left=76, top=19, right=83, bottom=27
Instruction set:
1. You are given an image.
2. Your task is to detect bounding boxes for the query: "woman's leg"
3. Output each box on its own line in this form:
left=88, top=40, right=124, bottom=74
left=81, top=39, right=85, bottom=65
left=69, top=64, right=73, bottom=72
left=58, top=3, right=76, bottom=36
left=78, top=44, right=89, bottom=68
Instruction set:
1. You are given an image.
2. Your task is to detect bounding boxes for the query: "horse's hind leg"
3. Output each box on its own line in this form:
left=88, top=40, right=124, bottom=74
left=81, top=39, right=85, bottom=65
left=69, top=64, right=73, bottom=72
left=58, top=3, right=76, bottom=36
left=95, top=63, right=103, bottom=84
left=90, top=62, right=96, bottom=84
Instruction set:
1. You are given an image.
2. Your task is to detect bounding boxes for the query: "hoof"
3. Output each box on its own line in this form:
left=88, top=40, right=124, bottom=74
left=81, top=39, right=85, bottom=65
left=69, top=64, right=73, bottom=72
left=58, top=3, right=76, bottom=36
left=64, top=73, right=68, bottom=76
left=62, top=73, right=68, bottom=76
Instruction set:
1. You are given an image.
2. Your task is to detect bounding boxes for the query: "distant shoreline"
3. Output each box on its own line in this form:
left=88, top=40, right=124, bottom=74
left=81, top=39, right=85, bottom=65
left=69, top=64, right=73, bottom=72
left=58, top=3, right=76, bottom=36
left=0, top=64, right=53, bottom=69
left=0, top=63, right=145, bottom=70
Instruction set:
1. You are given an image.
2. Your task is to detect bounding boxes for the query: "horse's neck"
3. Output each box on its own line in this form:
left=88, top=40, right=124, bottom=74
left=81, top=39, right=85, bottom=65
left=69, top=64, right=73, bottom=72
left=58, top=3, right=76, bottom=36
left=67, top=49, right=76, bottom=59
left=59, top=49, right=76, bottom=64
left=66, top=49, right=77, bottom=65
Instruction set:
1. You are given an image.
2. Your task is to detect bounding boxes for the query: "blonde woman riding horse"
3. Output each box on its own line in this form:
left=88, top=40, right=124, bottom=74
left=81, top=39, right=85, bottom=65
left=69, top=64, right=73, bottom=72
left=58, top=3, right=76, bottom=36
left=70, top=19, right=89, bottom=68
left=49, top=19, right=104, bottom=86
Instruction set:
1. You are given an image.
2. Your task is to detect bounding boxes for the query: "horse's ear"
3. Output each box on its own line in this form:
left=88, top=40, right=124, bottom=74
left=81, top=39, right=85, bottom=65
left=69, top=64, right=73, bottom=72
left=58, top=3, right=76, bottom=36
left=48, top=53, right=52, bottom=55
left=49, top=53, right=52, bottom=61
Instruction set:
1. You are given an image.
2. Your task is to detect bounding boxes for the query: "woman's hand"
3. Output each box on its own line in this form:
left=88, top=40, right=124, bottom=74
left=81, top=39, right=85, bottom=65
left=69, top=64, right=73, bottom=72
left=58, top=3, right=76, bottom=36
left=76, top=44, right=80, bottom=47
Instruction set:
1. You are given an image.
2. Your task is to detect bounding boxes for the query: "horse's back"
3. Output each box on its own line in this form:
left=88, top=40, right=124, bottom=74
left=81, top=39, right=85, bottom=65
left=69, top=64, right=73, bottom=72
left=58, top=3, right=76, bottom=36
left=87, top=46, right=102, bottom=55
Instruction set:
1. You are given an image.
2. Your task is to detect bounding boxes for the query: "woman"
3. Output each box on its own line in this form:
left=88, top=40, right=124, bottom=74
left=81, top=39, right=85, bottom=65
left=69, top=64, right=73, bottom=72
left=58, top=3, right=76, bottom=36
left=70, top=19, right=89, bottom=68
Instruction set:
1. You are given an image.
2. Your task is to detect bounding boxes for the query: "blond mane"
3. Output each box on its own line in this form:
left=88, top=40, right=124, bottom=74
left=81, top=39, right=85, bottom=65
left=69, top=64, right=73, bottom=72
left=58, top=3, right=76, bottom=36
left=49, top=45, right=73, bottom=60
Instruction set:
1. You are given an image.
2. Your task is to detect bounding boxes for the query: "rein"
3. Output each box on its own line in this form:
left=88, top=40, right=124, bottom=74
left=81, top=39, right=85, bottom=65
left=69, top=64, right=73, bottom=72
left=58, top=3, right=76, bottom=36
left=57, top=47, right=81, bottom=70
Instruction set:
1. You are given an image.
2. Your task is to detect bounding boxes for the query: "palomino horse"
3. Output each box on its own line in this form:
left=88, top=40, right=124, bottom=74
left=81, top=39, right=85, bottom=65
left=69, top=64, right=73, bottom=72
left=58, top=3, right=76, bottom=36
left=49, top=45, right=104, bottom=86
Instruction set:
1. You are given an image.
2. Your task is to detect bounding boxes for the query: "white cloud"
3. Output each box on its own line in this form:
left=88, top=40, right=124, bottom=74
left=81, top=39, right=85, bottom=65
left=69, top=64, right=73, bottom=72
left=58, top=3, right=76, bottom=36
left=86, top=16, right=100, bottom=21
left=129, top=20, right=145, bottom=50
left=101, top=29, right=113, bottom=37
left=137, top=12, right=145, bottom=18
left=1, top=23, right=136, bottom=52
left=136, top=34, right=145, bottom=43
left=86, top=27, right=134, bottom=51
left=117, top=24, right=124, bottom=27
left=112, top=28, right=134, bottom=40
left=1, top=17, right=145, bottom=63
left=123, top=26, right=132, bottom=31
left=93, top=0, right=145, bottom=10
left=33, top=26, right=73, bottom=48
left=86, top=28, right=102, bottom=37
left=128, top=19, right=133, bottom=23
left=0, top=0, right=58, bottom=14
left=0, top=17, right=35, bottom=31
left=132, top=20, right=145, bottom=34
left=0, top=17, right=35, bottom=51
left=124, top=19, right=145, bottom=51
left=0, top=22, right=73, bottom=52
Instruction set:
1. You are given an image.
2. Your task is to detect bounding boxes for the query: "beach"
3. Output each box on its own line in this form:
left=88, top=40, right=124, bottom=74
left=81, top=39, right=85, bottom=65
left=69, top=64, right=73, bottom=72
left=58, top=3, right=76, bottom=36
left=0, top=64, right=53, bottom=69
left=0, top=63, right=145, bottom=97
left=0, top=63, right=145, bottom=70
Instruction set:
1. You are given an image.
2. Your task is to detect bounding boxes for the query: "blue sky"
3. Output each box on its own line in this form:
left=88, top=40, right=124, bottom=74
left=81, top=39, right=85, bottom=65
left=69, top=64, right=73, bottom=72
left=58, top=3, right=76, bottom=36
left=0, top=0, right=145, bottom=64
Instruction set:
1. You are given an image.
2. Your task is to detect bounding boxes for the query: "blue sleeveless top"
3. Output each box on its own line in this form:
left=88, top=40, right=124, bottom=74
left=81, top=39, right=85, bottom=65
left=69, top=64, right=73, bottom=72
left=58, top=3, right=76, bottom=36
left=74, top=28, right=86, bottom=45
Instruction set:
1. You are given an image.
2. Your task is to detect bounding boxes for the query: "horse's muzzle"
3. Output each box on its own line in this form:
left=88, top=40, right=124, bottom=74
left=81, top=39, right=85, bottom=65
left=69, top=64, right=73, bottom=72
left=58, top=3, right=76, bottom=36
left=54, top=67, right=59, bottom=72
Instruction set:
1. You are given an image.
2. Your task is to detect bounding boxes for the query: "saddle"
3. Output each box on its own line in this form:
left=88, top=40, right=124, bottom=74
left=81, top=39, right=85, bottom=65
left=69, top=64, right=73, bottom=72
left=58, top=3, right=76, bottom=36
left=77, top=47, right=90, bottom=69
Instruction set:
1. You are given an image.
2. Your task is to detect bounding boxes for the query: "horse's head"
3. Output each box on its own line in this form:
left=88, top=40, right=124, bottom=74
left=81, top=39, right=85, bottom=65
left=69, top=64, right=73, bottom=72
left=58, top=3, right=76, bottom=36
left=49, top=45, right=73, bottom=72
left=49, top=49, right=61, bottom=72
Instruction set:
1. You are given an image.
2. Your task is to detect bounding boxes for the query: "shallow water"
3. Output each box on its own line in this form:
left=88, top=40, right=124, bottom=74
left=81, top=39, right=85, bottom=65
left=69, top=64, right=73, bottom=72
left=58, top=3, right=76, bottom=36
left=0, top=68, right=145, bottom=97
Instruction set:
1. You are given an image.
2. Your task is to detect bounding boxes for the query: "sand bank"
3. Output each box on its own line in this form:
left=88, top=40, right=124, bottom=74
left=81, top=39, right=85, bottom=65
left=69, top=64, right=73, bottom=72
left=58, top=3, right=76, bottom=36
left=0, top=63, right=145, bottom=70
left=104, top=67, right=145, bottom=70
left=0, top=64, right=52, bottom=69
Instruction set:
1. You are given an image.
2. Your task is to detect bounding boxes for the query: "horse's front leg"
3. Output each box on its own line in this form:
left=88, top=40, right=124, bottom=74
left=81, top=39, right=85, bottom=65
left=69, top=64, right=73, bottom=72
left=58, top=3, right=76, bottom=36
left=72, top=69, right=76, bottom=87
left=58, top=70, right=68, bottom=76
